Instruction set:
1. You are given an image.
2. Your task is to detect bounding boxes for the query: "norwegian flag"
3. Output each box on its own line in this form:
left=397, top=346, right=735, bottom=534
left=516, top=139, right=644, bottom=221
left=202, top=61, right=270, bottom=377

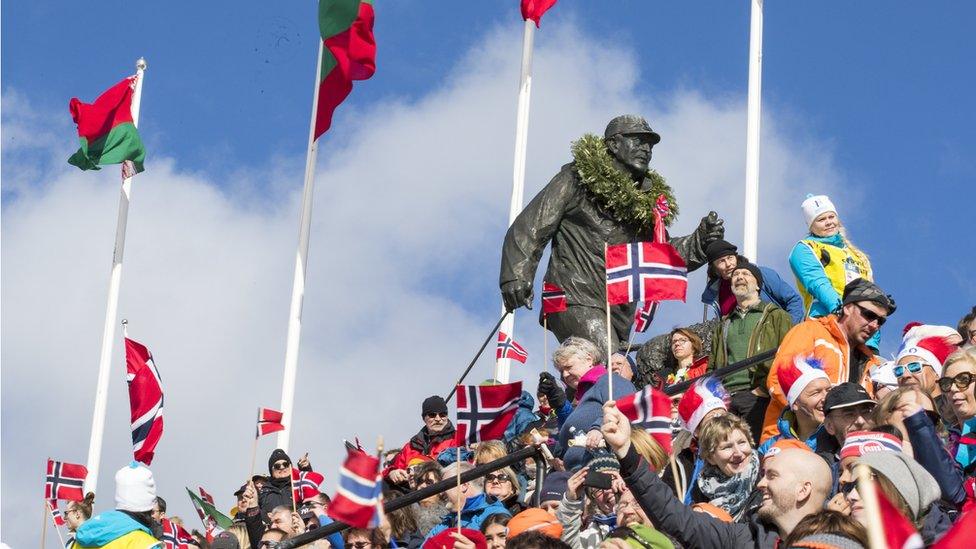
left=126, top=336, right=164, bottom=466
left=455, top=382, right=522, bottom=446
left=327, top=450, right=383, bottom=528
left=521, top=0, right=558, bottom=27
left=877, top=487, right=923, bottom=549
left=496, top=332, right=528, bottom=364
left=256, top=407, right=285, bottom=438
left=45, top=459, right=87, bottom=502
left=161, top=518, right=196, bottom=549
left=542, top=282, right=568, bottom=316
left=615, top=386, right=673, bottom=454
left=634, top=301, right=658, bottom=333
left=292, top=468, right=325, bottom=503
left=605, top=242, right=687, bottom=305
left=48, top=499, right=65, bottom=527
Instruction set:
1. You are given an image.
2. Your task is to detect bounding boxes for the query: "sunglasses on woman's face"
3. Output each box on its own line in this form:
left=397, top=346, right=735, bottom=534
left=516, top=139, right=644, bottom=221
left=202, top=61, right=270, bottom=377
left=893, top=361, right=926, bottom=377
left=484, top=473, right=510, bottom=483
left=938, top=372, right=976, bottom=393
left=272, top=461, right=291, bottom=470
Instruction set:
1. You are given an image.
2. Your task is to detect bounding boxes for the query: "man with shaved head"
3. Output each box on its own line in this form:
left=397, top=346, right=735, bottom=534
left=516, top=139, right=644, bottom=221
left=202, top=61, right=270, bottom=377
left=600, top=402, right=832, bottom=548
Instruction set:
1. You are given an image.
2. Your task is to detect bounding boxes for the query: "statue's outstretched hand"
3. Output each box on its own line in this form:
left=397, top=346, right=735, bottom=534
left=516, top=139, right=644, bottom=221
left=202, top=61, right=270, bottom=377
left=501, top=280, right=533, bottom=312
left=696, top=211, right=725, bottom=245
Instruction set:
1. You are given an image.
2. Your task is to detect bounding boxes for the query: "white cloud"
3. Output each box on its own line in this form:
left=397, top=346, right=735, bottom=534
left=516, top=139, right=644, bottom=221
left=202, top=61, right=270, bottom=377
left=1, top=20, right=847, bottom=546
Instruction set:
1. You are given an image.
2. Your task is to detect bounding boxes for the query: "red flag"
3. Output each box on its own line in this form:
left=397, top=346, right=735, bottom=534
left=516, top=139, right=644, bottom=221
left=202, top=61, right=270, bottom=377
left=605, top=242, right=687, bottom=305
left=521, top=0, right=558, bottom=27
left=496, top=332, right=528, bottom=363
left=292, top=468, right=325, bottom=503
left=877, top=488, right=923, bottom=549
left=315, top=0, right=377, bottom=139
left=48, top=500, right=66, bottom=527
left=328, top=450, right=382, bottom=528
left=257, top=407, right=285, bottom=438
left=45, top=460, right=87, bottom=502
left=615, top=386, right=673, bottom=455
left=542, top=282, right=568, bottom=316
left=455, top=382, right=523, bottom=446
left=633, top=301, right=658, bottom=333
left=126, top=337, right=164, bottom=466
left=198, top=487, right=215, bottom=506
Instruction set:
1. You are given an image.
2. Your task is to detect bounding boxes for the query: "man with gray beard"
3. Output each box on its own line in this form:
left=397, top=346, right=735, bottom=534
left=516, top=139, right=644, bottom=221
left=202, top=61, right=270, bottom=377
left=710, top=258, right=793, bottom=444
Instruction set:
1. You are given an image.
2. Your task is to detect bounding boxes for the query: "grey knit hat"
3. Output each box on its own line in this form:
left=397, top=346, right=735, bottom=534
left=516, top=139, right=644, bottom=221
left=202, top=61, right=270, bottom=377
left=857, top=452, right=940, bottom=520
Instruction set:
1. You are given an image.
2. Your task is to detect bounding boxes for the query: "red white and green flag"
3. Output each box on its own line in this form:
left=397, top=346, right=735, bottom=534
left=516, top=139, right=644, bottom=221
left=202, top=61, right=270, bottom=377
left=68, top=76, right=146, bottom=174
left=314, top=0, right=377, bottom=139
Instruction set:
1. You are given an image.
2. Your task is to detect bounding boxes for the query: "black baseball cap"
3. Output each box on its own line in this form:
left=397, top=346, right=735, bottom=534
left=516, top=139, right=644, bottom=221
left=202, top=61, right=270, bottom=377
left=824, top=382, right=876, bottom=414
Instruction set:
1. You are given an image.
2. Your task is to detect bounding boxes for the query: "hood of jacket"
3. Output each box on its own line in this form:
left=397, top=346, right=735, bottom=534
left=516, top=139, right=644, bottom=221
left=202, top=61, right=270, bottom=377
left=75, top=510, right=152, bottom=547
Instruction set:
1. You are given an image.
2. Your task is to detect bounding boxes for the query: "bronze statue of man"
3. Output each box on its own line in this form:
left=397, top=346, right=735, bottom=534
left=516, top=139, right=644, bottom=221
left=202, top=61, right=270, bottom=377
left=499, top=115, right=725, bottom=363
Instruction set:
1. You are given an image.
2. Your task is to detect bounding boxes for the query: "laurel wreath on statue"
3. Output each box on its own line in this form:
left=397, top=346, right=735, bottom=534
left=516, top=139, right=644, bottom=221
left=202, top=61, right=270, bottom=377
left=571, top=133, right=678, bottom=229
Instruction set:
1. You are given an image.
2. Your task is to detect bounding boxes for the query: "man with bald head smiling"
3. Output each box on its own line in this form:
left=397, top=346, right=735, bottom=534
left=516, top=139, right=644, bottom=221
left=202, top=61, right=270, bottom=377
left=601, top=401, right=832, bottom=548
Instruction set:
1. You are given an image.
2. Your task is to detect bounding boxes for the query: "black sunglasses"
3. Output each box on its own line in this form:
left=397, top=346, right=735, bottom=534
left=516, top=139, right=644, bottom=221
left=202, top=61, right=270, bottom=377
left=425, top=412, right=448, bottom=419
left=272, top=461, right=291, bottom=471
left=485, top=473, right=510, bottom=483
left=938, top=372, right=976, bottom=393
left=854, top=303, right=887, bottom=326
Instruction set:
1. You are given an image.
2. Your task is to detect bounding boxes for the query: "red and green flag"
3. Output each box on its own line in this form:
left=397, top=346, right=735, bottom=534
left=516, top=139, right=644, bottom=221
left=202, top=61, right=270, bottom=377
left=68, top=76, right=146, bottom=174
left=315, top=0, right=377, bottom=139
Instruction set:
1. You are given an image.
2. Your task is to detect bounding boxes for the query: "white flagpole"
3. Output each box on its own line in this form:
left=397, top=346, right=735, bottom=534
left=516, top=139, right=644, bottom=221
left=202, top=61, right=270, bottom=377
left=495, top=19, right=536, bottom=384
left=84, top=58, right=147, bottom=495
left=277, top=40, right=325, bottom=452
left=742, top=0, right=764, bottom=262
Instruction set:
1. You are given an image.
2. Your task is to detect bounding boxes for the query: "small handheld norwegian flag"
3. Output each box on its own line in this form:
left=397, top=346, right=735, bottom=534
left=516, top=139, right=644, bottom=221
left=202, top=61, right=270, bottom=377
left=161, top=518, right=196, bottom=549
left=45, top=459, right=87, bottom=502
left=455, top=382, right=523, bottom=446
left=633, top=301, right=658, bottom=333
left=328, top=450, right=382, bottom=528
left=125, top=336, right=164, bottom=466
left=615, top=386, right=673, bottom=454
left=606, top=241, right=687, bottom=305
left=292, top=468, right=325, bottom=504
left=541, top=282, right=568, bottom=316
left=48, top=499, right=66, bottom=527
left=257, top=407, right=285, bottom=438
left=496, top=332, right=528, bottom=364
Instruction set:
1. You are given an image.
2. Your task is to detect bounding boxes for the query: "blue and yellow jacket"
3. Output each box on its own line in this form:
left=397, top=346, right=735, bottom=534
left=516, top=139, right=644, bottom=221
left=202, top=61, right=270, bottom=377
left=73, top=510, right=161, bottom=549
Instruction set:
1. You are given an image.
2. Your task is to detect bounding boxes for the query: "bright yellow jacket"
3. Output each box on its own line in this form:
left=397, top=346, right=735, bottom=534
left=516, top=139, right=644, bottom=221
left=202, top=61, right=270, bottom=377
left=760, top=315, right=880, bottom=443
left=74, top=530, right=160, bottom=549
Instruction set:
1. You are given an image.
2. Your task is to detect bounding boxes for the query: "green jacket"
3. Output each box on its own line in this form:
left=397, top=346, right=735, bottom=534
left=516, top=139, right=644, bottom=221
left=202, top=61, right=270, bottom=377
left=710, top=301, right=793, bottom=392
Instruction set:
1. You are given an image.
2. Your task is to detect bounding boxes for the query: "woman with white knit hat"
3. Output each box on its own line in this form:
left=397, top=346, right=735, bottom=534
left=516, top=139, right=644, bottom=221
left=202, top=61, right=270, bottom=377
left=789, top=194, right=876, bottom=346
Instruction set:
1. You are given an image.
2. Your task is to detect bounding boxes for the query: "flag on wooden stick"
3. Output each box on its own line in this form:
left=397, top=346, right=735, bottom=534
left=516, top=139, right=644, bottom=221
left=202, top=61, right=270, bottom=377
left=496, top=332, right=528, bottom=363
left=634, top=301, right=658, bottom=333
left=257, top=407, right=286, bottom=438
left=48, top=500, right=66, bottom=527
left=542, top=282, right=567, bottom=316
left=292, top=468, right=325, bottom=503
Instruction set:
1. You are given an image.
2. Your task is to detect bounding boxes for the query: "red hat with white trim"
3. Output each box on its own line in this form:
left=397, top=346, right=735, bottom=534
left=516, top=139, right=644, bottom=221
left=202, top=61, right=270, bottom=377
left=896, top=323, right=959, bottom=376
left=839, top=430, right=902, bottom=460
left=778, top=356, right=830, bottom=407
left=677, top=377, right=729, bottom=434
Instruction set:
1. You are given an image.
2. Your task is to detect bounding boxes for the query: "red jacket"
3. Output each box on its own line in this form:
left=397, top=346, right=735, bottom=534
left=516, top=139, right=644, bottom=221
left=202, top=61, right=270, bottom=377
left=383, top=424, right=457, bottom=478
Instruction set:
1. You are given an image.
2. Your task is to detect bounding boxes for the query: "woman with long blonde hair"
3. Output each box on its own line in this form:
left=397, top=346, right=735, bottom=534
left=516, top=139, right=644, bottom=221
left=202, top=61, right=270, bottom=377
left=790, top=194, right=877, bottom=346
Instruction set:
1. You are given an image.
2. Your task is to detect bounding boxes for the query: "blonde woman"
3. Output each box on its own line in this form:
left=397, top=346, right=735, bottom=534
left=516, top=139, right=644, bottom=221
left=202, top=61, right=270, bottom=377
left=790, top=195, right=873, bottom=333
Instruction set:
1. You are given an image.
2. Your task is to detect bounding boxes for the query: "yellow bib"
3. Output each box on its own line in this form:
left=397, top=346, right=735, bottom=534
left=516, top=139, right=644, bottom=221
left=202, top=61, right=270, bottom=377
left=797, top=238, right=872, bottom=315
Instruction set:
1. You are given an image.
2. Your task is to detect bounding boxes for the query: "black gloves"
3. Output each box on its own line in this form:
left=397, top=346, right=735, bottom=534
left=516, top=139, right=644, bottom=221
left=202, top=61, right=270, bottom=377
left=537, top=371, right=567, bottom=411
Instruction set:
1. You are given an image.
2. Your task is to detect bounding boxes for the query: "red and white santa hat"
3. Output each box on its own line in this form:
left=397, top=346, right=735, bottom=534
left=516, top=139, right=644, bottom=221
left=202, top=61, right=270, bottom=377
left=677, top=377, right=729, bottom=434
left=778, top=356, right=830, bottom=407
left=896, top=323, right=959, bottom=376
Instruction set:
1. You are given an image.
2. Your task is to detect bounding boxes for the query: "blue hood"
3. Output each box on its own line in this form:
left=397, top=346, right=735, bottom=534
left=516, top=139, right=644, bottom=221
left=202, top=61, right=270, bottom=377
left=75, top=510, right=152, bottom=546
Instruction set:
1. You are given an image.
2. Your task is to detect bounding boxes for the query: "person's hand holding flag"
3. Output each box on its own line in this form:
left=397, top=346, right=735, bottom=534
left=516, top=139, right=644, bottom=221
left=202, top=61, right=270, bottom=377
left=600, top=401, right=632, bottom=459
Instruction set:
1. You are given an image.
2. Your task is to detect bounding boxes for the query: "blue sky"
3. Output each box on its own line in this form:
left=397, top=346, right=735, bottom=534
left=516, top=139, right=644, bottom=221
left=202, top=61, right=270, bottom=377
left=3, top=1, right=974, bottom=546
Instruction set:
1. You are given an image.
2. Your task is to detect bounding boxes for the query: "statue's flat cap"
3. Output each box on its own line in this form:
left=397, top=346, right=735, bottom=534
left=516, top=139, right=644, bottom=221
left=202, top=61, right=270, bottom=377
left=604, top=115, right=661, bottom=144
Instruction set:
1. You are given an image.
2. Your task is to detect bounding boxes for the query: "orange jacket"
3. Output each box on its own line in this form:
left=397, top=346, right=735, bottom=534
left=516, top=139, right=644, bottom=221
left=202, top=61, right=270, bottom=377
left=760, top=315, right=880, bottom=443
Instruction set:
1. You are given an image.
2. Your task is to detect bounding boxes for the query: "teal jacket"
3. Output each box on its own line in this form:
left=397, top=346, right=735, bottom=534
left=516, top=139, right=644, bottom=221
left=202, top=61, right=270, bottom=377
left=425, top=493, right=510, bottom=540
left=74, top=510, right=160, bottom=548
left=757, top=410, right=837, bottom=459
